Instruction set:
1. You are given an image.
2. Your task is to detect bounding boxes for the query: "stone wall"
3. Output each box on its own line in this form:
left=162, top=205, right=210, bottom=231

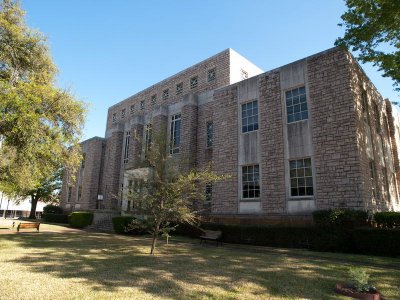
left=307, top=48, right=364, bottom=210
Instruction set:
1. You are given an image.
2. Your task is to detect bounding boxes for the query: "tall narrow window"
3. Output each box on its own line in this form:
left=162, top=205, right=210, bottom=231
left=242, top=165, right=260, bottom=199
left=205, top=183, right=212, bottom=202
left=242, top=100, right=258, bottom=133
left=130, top=104, right=135, bottom=114
left=369, top=160, right=378, bottom=198
left=373, top=103, right=381, bottom=132
left=77, top=186, right=82, bottom=202
left=123, top=131, right=131, bottom=164
left=289, top=158, right=313, bottom=196
left=206, top=122, right=213, bottom=148
left=121, top=108, right=126, bottom=118
left=170, top=114, right=181, bottom=154
left=112, top=113, right=117, bottom=123
left=286, top=86, right=308, bottom=123
left=140, top=100, right=145, bottom=110
left=81, top=153, right=86, bottom=169
left=145, top=123, right=152, bottom=157
left=67, top=187, right=72, bottom=203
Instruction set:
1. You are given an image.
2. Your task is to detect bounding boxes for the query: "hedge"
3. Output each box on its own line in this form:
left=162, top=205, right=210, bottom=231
left=43, top=213, right=69, bottom=224
left=352, top=228, right=400, bottom=257
left=43, top=204, right=64, bottom=214
left=374, top=212, right=400, bottom=228
left=312, top=209, right=368, bottom=228
left=69, top=212, right=94, bottom=228
left=112, top=216, right=143, bottom=234
left=175, top=222, right=400, bottom=257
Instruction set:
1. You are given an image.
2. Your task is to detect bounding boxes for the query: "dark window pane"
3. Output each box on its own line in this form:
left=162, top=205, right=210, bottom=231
left=297, top=168, right=305, bottom=177
left=299, top=86, right=306, bottom=94
left=294, top=104, right=300, bottom=113
left=291, top=178, right=297, bottom=187
left=288, top=115, right=294, bottom=123
left=301, top=111, right=308, bottom=119
left=290, top=160, right=297, bottom=170
left=290, top=169, right=297, bottom=177
left=254, top=189, right=260, bottom=198
left=292, top=89, right=299, bottom=97
left=305, top=167, right=312, bottom=176
left=291, top=188, right=298, bottom=196
left=304, top=159, right=311, bottom=167
left=293, top=97, right=300, bottom=105
left=298, top=187, right=306, bottom=196
left=286, top=91, right=292, bottom=98
left=295, top=112, right=301, bottom=121
left=306, top=187, right=313, bottom=195
left=298, top=178, right=305, bottom=187
left=306, top=177, right=313, bottom=186
left=301, top=103, right=307, bottom=111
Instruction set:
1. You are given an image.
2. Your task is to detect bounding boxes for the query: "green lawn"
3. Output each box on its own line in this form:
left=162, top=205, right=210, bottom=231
left=0, top=223, right=399, bottom=300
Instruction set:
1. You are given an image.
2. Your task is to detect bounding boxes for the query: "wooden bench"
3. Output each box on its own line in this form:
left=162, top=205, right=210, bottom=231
left=16, top=222, right=40, bottom=232
left=200, top=229, right=222, bottom=246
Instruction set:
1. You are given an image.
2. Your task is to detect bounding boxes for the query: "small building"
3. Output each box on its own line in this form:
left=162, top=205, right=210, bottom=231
left=0, top=193, right=45, bottom=219
left=61, top=47, right=400, bottom=225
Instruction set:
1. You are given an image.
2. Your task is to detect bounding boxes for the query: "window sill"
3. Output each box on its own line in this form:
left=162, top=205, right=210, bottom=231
left=240, top=198, right=261, bottom=202
left=288, top=197, right=314, bottom=201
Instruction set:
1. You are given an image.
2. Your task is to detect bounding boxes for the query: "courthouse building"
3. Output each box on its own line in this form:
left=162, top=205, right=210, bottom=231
left=61, top=47, right=400, bottom=224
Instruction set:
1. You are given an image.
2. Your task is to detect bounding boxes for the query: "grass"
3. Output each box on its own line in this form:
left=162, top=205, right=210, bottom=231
left=0, top=222, right=399, bottom=300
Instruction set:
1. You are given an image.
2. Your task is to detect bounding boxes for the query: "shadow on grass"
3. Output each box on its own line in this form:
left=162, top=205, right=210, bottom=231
left=2, top=232, right=398, bottom=299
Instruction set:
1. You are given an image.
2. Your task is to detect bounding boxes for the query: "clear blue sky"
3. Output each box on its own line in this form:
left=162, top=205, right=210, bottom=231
left=21, top=0, right=399, bottom=140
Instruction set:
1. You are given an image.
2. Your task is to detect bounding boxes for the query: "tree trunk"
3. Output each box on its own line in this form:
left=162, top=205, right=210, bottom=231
left=150, top=223, right=160, bottom=255
left=28, top=194, right=38, bottom=219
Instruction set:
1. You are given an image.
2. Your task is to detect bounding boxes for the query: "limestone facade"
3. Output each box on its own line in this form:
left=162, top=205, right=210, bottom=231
left=61, top=47, right=400, bottom=221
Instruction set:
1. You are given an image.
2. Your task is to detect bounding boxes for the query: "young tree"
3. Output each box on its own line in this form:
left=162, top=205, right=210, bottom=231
left=0, top=1, right=85, bottom=194
left=335, top=0, right=400, bottom=91
left=126, top=132, right=225, bottom=255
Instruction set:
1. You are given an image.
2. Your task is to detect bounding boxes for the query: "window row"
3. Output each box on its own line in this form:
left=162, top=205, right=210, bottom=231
left=239, top=87, right=309, bottom=134
left=240, top=158, right=314, bottom=200
left=111, top=68, right=216, bottom=123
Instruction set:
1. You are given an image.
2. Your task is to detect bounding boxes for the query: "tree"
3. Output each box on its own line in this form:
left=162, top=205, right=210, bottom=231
left=23, top=169, right=62, bottom=219
left=0, top=1, right=85, bottom=200
left=126, top=132, right=225, bottom=255
left=335, top=0, right=400, bottom=91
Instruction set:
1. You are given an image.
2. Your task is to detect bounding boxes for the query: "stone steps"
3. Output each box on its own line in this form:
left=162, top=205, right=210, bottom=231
left=86, top=218, right=114, bottom=233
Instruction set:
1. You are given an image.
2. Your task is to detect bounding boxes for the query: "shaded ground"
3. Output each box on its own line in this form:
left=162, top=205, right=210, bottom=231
left=0, top=223, right=399, bottom=300
left=0, top=218, right=81, bottom=234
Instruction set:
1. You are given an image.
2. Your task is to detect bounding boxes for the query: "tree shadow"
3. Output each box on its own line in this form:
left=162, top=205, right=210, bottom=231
left=2, top=232, right=398, bottom=299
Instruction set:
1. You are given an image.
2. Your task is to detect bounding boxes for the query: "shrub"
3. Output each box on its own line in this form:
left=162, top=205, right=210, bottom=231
left=352, top=228, right=400, bottom=257
left=69, top=212, right=93, bottom=228
left=200, top=223, right=318, bottom=248
left=313, top=209, right=368, bottom=228
left=112, top=216, right=142, bottom=234
left=43, top=204, right=64, bottom=214
left=43, top=213, right=69, bottom=224
left=374, top=211, right=400, bottom=228
left=349, top=267, right=371, bottom=292
left=174, top=222, right=400, bottom=257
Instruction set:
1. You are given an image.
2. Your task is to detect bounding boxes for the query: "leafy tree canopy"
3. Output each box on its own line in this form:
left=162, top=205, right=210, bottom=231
left=335, top=0, right=400, bottom=91
left=0, top=0, right=86, bottom=193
